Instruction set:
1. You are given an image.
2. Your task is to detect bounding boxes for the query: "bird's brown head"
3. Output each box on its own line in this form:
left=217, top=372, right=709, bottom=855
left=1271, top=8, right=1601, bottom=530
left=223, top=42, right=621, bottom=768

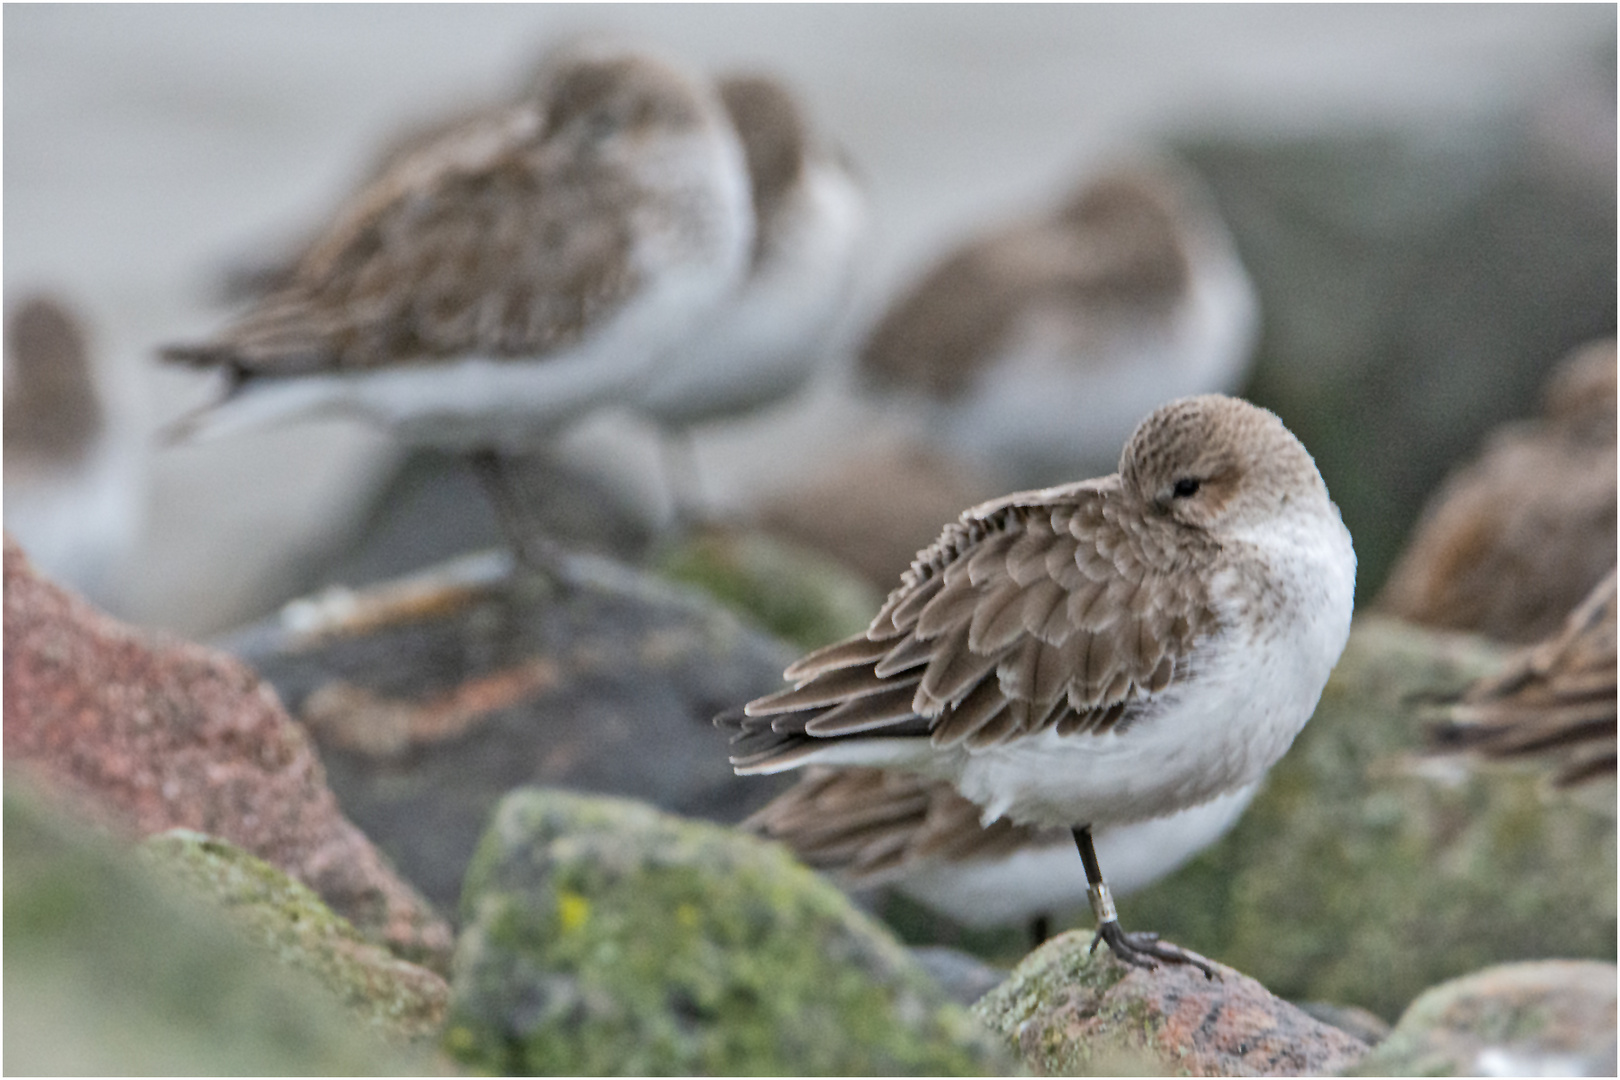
left=538, top=48, right=705, bottom=149
left=1119, top=394, right=1329, bottom=533
left=718, top=74, right=807, bottom=227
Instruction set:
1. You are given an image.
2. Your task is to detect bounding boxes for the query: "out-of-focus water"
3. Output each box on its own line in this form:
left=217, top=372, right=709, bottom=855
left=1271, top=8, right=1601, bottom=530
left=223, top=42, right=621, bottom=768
left=4, top=4, right=1612, bottom=634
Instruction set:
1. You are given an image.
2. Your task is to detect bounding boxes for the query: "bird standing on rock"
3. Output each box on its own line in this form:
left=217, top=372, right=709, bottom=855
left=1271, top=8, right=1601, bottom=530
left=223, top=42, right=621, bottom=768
left=160, top=40, right=756, bottom=570
left=718, top=394, right=1356, bottom=973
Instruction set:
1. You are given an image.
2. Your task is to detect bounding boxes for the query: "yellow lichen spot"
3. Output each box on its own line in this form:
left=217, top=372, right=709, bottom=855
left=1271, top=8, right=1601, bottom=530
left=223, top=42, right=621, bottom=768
left=556, top=889, right=590, bottom=933
left=675, top=902, right=701, bottom=930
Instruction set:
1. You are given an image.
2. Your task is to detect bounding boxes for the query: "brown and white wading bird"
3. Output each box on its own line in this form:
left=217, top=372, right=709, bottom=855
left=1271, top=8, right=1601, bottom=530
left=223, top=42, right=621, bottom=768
left=718, top=394, right=1356, bottom=973
left=1430, top=567, right=1617, bottom=788
left=208, top=69, right=866, bottom=525
left=1376, top=339, right=1616, bottom=645
left=5, top=295, right=145, bottom=610
left=159, top=41, right=756, bottom=567
left=859, top=162, right=1259, bottom=488
left=636, top=73, right=865, bottom=516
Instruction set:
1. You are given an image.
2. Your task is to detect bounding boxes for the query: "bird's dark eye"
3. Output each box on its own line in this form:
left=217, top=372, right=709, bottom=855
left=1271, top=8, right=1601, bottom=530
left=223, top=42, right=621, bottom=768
left=1172, top=478, right=1201, bottom=499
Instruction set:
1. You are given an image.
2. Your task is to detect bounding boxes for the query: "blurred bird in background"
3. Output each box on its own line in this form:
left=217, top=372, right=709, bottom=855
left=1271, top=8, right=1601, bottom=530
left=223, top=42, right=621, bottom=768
left=858, top=159, right=1259, bottom=491
left=5, top=295, right=146, bottom=611
left=159, top=38, right=757, bottom=569
left=1430, top=567, right=1616, bottom=788
left=1376, top=338, right=1616, bottom=644
left=636, top=72, right=866, bottom=523
left=213, top=65, right=867, bottom=530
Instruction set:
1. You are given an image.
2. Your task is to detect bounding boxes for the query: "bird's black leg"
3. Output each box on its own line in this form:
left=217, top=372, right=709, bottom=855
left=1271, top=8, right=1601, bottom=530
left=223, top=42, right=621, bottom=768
left=469, top=448, right=573, bottom=583
left=1029, top=914, right=1052, bottom=947
left=1072, top=825, right=1215, bottom=978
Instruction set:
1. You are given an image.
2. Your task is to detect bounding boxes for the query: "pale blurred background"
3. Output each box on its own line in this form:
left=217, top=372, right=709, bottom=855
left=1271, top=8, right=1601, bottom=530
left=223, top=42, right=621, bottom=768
left=5, top=4, right=1614, bottom=636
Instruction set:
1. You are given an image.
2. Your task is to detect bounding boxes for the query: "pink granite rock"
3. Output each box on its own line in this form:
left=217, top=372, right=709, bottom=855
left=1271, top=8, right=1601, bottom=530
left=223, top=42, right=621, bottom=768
left=973, top=930, right=1370, bottom=1076
left=3, top=534, right=452, bottom=971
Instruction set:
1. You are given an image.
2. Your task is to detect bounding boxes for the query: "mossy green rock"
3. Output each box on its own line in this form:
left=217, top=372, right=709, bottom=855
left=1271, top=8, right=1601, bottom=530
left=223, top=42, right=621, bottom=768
left=1124, top=617, right=1617, bottom=1021
left=658, top=527, right=883, bottom=651
left=1349, top=960, right=1617, bottom=1076
left=446, top=787, right=1010, bottom=1075
left=3, top=783, right=424, bottom=1075
left=140, top=830, right=449, bottom=1046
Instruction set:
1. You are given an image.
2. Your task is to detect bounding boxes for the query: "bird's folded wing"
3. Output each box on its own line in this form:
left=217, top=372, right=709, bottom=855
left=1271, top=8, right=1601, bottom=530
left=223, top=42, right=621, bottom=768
left=744, top=766, right=1050, bottom=881
left=720, top=477, right=1221, bottom=770
left=1432, top=567, right=1617, bottom=786
left=162, top=103, right=642, bottom=376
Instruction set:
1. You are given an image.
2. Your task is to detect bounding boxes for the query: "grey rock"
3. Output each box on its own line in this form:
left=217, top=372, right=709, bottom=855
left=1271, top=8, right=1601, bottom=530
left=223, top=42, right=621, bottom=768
left=911, top=945, right=1011, bottom=1007
left=228, top=549, right=801, bottom=916
left=1348, top=960, right=1618, bottom=1077
left=1295, top=1001, right=1393, bottom=1048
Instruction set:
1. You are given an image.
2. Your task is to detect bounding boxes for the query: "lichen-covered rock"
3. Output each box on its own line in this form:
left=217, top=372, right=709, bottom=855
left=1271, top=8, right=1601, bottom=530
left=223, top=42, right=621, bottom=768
left=140, top=830, right=449, bottom=1046
left=1, top=534, right=453, bottom=971
left=1124, top=617, right=1617, bottom=1021
left=445, top=787, right=1011, bottom=1075
left=973, top=930, right=1369, bottom=1076
left=231, top=549, right=801, bottom=915
left=1349, top=960, right=1617, bottom=1077
left=657, top=525, right=883, bottom=650
left=4, top=783, right=425, bottom=1075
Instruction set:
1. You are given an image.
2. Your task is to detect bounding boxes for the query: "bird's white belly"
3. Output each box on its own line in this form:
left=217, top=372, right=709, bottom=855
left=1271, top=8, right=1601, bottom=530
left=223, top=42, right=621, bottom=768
left=952, top=628, right=1313, bottom=828
left=894, top=781, right=1258, bottom=927
left=637, top=162, right=865, bottom=429
left=198, top=243, right=748, bottom=451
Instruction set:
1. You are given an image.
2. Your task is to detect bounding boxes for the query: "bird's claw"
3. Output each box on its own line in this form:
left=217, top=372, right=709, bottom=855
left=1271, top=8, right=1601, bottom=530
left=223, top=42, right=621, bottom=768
left=1090, top=920, right=1217, bottom=980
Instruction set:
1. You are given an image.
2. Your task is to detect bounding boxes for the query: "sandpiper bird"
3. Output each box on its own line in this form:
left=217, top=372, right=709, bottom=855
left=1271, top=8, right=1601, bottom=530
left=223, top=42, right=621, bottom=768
left=216, top=71, right=865, bottom=457
left=5, top=295, right=144, bottom=610
left=636, top=73, right=865, bottom=516
left=718, top=394, right=1356, bottom=972
left=859, top=161, right=1258, bottom=489
left=1377, top=339, right=1616, bottom=645
left=1431, top=567, right=1616, bottom=788
left=746, top=765, right=1256, bottom=938
left=161, top=40, right=755, bottom=565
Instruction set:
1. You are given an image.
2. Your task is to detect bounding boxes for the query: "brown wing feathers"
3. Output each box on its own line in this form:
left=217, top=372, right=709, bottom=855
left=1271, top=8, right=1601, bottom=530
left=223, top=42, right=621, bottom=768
left=1432, top=568, right=1617, bottom=786
left=744, top=767, right=1048, bottom=880
left=723, top=480, right=1219, bottom=769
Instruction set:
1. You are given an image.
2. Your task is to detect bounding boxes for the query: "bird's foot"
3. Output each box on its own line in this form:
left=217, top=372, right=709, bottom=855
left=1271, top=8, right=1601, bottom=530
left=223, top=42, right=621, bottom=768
left=1089, top=920, right=1217, bottom=979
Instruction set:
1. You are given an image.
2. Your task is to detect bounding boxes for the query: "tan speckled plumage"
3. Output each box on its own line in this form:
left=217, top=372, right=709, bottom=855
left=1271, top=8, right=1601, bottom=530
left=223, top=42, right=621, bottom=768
left=1377, top=339, right=1616, bottom=644
left=745, top=766, right=1043, bottom=881
left=861, top=167, right=1195, bottom=401
left=1432, top=567, right=1617, bottom=786
left=4, top=296, right=103, bottom=468
left=717, top=75, right=808, bottom=267
left=167, top=56, right=715, bottom=376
